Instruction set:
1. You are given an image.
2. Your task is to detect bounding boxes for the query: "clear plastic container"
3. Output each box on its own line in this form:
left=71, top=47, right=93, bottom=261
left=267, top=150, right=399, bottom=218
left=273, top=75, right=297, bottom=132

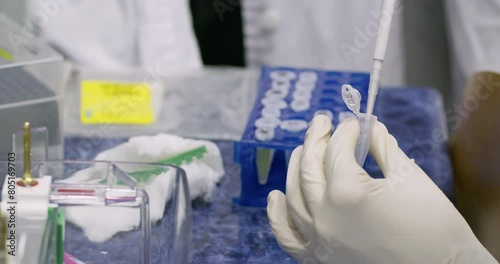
left=0, top=160, right=191, bottom=264
left=0, top=13, right=64, bottom=159
left=64, top=66, right=259, bottom=140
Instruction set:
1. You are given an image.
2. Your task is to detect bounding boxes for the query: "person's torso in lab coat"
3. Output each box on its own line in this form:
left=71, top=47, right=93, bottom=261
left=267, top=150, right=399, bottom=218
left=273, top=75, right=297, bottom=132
left=242, top=0, right=405, bottom=86
left=30, top=0, right=202, bottom=73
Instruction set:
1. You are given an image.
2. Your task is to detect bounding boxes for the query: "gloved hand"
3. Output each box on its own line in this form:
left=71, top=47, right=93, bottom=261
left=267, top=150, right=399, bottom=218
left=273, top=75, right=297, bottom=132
left=267, top=115, right=498, bottom=264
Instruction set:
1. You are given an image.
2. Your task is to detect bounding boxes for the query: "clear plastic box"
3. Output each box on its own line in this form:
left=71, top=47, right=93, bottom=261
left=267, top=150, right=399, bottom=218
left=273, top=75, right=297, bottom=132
left=64, top=66, right=259, bottom=140
left=0, top=160, right=191, bottom=264
left=0, top=13, right=64, bottom=159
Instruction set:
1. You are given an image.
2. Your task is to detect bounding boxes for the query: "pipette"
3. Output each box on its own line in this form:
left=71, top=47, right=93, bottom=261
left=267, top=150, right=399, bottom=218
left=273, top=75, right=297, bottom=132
left=343, top=0, right=397, bottom=166
left=367, top=0, right=397, bottom=116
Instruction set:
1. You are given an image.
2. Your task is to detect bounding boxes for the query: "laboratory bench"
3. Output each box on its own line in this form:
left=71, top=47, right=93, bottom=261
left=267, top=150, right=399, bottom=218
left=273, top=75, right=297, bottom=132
left=63, top=87, right=453, bottom=263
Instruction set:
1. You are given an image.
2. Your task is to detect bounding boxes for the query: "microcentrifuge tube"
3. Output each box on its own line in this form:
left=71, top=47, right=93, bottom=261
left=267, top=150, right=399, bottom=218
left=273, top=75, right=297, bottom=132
left=299, top=71, right=318, bottom=83
left=295, top=81, right=316, bottom=91
left=271, top=80, right=291, bottom=90
left=293, top=89, right=313, bottom=100
left=291, top=99, right=311, bottom=112
left=261, top=106, right=282, bottom=118
left=270, top=70, right=297, bottom=81
left=255, top=116, right=281, bottom=129
left=280, top=119, right=309, bottom=133
left=255, top=127, right=275, bottom=141
left=338, top=111, right=357, bottom=123
left=261, top=97, right=287, bottom=109
left=265, top=87, right=289, bottom=99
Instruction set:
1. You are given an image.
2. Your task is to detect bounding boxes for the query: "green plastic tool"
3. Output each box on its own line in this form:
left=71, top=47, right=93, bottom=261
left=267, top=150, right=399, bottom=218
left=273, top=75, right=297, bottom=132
left=100, top=145, right=208, bottom=185
left=56, top=210, right=65, bottom=264
left=41, top=207, right=64, bottom=264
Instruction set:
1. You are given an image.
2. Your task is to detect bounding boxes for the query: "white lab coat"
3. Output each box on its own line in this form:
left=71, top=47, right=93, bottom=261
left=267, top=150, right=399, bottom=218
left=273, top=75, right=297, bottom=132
left=242, top=0, right=500, bottom=99
left=29, top=0, right=202, bottom=73
left=241, top=0, right=406, bottom=86
left=444, top=0, right=500, bottom=101
left=28, top=0, right=499, bottom=94
left=29, top=0, right=405, bottom=83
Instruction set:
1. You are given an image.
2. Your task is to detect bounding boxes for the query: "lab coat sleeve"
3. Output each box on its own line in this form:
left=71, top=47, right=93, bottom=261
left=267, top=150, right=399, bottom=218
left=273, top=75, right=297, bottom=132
left=29, top=0, right=139, bottom=71
left=28, top=0, right=202, bottom=73
left=137, top=0, right=203, bottom=73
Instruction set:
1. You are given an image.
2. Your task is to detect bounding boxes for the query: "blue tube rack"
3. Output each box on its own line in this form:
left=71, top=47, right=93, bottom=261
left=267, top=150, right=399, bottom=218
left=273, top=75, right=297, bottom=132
left=233, top=66, right=370, bottom=207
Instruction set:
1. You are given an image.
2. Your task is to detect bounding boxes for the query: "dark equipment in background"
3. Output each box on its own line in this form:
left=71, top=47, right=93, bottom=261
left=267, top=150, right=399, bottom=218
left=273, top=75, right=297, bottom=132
left=190, top=0, right=245, bottom=67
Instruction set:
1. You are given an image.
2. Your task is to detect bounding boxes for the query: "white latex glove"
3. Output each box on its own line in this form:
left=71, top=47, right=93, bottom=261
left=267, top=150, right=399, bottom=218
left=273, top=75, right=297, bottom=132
left=267, top=115, right=498, bottom=264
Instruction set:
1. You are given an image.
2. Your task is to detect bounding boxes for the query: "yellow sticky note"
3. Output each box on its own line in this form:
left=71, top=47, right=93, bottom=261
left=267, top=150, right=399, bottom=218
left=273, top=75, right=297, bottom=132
left=80, top=80, right=154, bottom=124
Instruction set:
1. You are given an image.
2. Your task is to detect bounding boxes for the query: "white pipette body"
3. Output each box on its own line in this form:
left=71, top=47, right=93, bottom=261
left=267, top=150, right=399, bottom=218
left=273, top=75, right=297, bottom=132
left=366, top=59, right=382, bottom=116
left=354, top=0, right=397, bottom=166
left=366, top=0, right=397, bottom=116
